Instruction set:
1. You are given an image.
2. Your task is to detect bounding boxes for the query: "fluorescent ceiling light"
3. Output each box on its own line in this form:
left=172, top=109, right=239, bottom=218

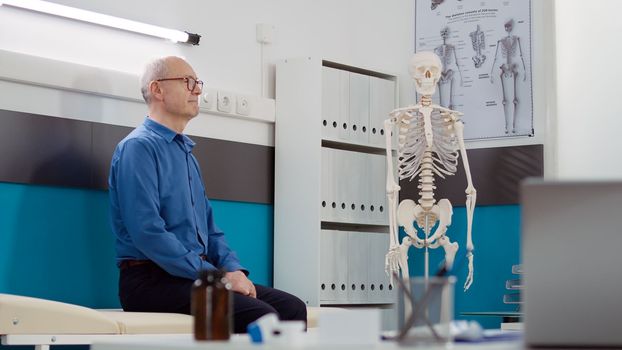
left=0, top=0, right=201, bottom=45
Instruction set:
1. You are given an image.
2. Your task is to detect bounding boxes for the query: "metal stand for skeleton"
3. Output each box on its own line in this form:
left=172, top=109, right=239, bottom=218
left=470, top=25, right=486, bottom=68
left=490, top=19, right=526, bottom=134
left=434, top=27, right=463, bottom=110
left=384, top=51, right=476, bottom=293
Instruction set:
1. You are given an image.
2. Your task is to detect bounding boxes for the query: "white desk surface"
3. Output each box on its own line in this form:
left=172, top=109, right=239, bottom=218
left=91, top=332, right=523, bottom=350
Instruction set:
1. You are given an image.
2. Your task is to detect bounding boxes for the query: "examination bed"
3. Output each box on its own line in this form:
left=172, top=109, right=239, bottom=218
left=0, top=293, right=322, bottom=349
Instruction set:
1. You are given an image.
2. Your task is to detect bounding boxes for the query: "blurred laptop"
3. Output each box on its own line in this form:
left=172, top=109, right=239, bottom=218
left=522, top=179, right=622, bottom=347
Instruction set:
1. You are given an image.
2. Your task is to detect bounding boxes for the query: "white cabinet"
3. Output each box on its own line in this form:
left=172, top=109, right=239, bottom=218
left=275, top=58, right=397, bottom=307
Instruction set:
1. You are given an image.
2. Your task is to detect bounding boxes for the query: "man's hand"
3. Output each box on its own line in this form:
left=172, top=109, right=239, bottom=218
left=225, top=270, right=256, bottom=298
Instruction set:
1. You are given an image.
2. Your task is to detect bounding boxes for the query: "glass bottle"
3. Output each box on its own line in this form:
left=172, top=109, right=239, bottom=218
left=192, top=269, right=232, bottom=341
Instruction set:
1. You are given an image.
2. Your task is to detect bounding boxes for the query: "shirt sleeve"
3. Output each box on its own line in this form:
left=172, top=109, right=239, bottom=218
left=113, top=138, right=219, bottom=280
left=204, top=197, right=248, bottom=275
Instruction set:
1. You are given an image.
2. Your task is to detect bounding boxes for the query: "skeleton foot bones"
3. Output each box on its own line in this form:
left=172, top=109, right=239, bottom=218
left=384, top=51, right=477, bottom=291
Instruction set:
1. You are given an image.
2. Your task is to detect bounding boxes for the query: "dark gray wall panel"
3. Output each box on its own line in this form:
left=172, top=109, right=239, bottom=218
left=0, top=109, right=274, bottom=204
left=399, top=144, right=543, bottom=205
left=91, top=123, right=132, bottom=189
left=194, top=138, right=274, bottom=204
left=2, top=108, right=540, bottom=206
left=0, top=110, right=92, bottom=188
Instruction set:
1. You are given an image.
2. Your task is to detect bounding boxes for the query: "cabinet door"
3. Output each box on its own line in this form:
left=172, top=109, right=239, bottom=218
left=370, top=153, right=389, bottom=225
left=349, top=151, right=367, bottom=224
left=321, top=148, right=335, bottom=222
left=322, top=67, right=341, bottom=141
left=349, top=72, right=370, bottom=145
left=337, top=70, right=351, bottom=142
left=334, top=230, right=349, bottom=303
left=320, top=230, right=337, bottom=302
left=320, top=229, right=350, bottom=303
left=368, top=232, right=391, bottom=303
left=333, top=149, right=348, bottom=223
left=370, top=77, right=396, bottom=148
left=357, top=153, right=372, bottom=225
left=347, top=231, right=369, bottom=303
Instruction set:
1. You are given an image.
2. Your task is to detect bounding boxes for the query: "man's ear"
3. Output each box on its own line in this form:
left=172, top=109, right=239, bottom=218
left=150, top=80, right=164, bottom=102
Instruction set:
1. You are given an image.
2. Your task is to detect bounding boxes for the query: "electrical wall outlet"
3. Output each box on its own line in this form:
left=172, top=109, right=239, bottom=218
left=236, top=95, right=251, bottom=116
left=201, top=89, right=215, bottom=110
left=217, top=91, right=233, bottom=113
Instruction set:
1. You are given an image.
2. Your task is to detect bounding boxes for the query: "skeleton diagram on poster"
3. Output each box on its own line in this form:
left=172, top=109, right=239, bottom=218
left=415, top=0, right=533, bottom=139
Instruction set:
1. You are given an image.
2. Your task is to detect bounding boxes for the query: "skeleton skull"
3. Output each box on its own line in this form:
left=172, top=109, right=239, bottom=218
left=408, top=51, right=443, bottom=96
left=505, top=19, right=514, bottom=33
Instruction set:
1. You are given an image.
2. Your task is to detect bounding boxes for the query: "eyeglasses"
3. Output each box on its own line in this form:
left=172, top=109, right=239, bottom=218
left=156, top=76, right=204, bottom=91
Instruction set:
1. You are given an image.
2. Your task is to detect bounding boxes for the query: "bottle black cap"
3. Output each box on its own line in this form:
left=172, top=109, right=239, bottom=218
left=197, top=269, right=226, bottom=282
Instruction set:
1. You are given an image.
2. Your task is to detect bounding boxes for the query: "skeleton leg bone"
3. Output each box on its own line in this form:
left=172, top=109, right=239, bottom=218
left=500, top=67, right=511, bottom=134
left=463, top=190, right=477, bottom=291
left=437, top=70, right=454, bottom=109
left=438, top=235, right=458, bottom=269
left=512, top=65, right=519, bottom=133
left=449, top=74, right=454, bottom=110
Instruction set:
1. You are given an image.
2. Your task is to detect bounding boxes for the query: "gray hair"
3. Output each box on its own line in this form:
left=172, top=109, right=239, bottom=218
left=139, top=57, right=171, bottom=104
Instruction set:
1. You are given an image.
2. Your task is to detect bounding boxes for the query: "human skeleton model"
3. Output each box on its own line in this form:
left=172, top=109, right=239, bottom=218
left=470, top=25, right=486, bottom=68
left=433, top=27, right=463, bottom=110
left=490, top=19, right=526, bottom=134
left=384, top=52, right=477, bottom=291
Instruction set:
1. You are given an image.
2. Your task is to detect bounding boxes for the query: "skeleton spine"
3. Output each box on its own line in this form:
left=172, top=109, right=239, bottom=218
left=417, top=151, right=436, bottom=211
left=417, top=94, right=435, bottom=211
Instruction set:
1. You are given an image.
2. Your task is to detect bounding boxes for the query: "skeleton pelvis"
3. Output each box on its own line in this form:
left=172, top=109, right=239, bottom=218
left=500, top=63, right=518, bottom=76
left=397, top=198, right=453, bottom=247
left=439, top=69, right=454, bottom=84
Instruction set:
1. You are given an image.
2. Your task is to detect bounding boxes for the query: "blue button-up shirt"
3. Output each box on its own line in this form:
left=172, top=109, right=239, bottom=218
left=109, top=117, right=246, bottom=280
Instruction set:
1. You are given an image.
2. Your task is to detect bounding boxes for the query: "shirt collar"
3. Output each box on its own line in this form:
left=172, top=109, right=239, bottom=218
left=143, top=117, right=196, bottom=149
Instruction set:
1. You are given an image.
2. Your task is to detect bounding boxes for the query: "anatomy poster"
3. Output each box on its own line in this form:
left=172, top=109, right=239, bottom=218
left=415, top=0, right=533, bottom=140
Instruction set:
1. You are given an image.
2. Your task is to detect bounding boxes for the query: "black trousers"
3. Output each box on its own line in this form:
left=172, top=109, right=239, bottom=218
left=118, top=262, right=307, bottom=334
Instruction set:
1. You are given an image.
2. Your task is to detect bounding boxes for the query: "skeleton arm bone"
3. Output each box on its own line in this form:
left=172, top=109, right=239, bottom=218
left=517, top=37, right=527, bottom=82
left=453, top=47, right=463, bottom=86
left=490, top=41, right=501, bottom=83
left=435, top=106, right=464, bottom=118
left=384, top=117, right=402, bottom=278
left=389, top=105, right=421, bottom=116
left=453, top=119, right=477, bottom=291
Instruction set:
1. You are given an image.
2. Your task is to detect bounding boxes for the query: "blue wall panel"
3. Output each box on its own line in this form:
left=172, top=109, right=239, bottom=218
left=407, top=204, right=521, bottom=328
left=207, top=200, right=274, bottom=287
left=0, top=182, right=273, bottom=310
left=0, top=181, right=519, bottom=330
left=0, top=182, right=118, bottom=308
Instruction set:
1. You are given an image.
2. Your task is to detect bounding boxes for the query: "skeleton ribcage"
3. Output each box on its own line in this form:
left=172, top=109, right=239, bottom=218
left=471, top=31, right=485, bottom=50
left=501, top=36, right=518, bottom=58
left=397, top=109, right=460, bottom=182
left=434, top=45, right=454, bottom=67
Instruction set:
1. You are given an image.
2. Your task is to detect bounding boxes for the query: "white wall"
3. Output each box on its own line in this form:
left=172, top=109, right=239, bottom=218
left=0, top=0, right=416, bottom=147
left=0, top=0, right=414, bottom=102
left=6, top=0, right=602, bottom=179
left=553, top=0, right=622, bottom=179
